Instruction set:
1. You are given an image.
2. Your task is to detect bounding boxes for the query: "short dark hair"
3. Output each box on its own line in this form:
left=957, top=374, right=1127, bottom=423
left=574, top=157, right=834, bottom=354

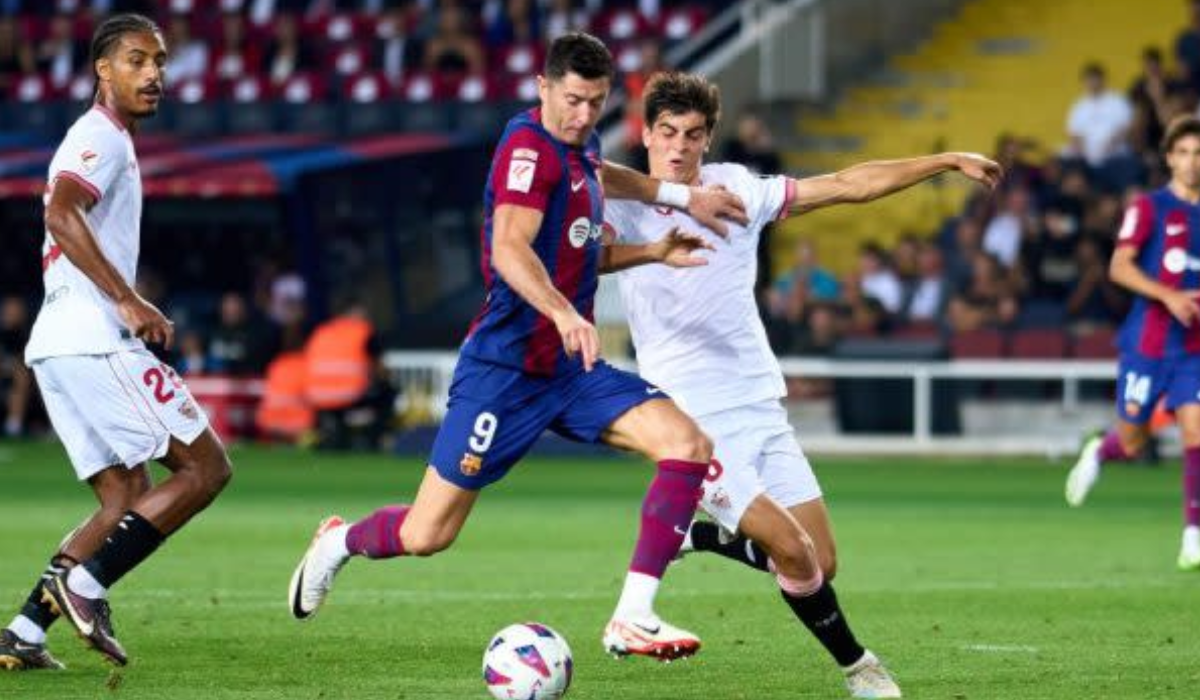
left=643, top=72, right=722, bottom=133
left=1081, top=61, right=1105, bottom=80
left=90, top=13, right=161, bottom=87
left=544, top=32, right=613, bottom=82
left=1162, top=114, right=1200, bottom=153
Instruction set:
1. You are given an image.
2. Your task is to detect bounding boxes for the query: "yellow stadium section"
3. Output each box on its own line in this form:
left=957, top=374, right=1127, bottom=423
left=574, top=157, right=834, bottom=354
left=778, top=0, right=1181, bottom=277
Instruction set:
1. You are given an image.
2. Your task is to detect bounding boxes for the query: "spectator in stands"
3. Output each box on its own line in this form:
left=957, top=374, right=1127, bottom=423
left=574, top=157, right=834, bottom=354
left=544, top=0, right=590, bottom=43
left=945, top=215, right=984, bottom=290
left=304, top=296, right=395, bottom=450
left=767, top=238, right=840, bottom=324
left=1128, top=47, right=1177, bottom=155
left=422, top=4, right=484, bottom=76
left=35, top=14, right=86, bottom=89
left=375, top=4, right=417, bottom=82
left=208, top=292, right=275, bottom=376
left=0, top=16, right=34, bottom=94
left=1065, top=235, right=1126, bottom=330
left=983, top=185, right=1034, bottom=268
left=212, top=9, right=262, bottom=83
left=0, top=295, right=31, bottom=437
left=484, top=0, right=540, bottom=48
left=1176, top=0, right=1200, bottom=91
left=175, top=329, right=209, bottom=376
left=163, top=14, right=209, bottom=84
left=1020, top=197, right=1081, bottom=302
left=947, top=251, right=1019, bottom=332
left=853, top=241, right=903, bottom=316
left=792, top=302, right=843, bottom=356
left=902, top=241, right=949, bottom=326
left=264, top=12, right=315, bottom=86
left=722, top=110, right=783, bottom=176
left=256, top=337, right=315, bottom=444
left=993, top=132, right=1043, bottom=192
left=1066, top=62, right=1135, bottom=181
left=622, top=38, right=666, bottom=171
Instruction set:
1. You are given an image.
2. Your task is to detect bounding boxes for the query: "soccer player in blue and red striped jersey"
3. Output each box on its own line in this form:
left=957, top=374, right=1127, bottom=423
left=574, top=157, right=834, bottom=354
left=1066, top=115, right=1200, bottom=570
left=288, top=32, right=750, bottom=661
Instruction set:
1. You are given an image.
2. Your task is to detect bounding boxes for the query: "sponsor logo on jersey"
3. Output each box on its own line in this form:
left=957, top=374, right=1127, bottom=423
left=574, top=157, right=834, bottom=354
left=178, top=398, right=199, bottom=421
left=1167, top=223, right=1187, bottom=237
left=79, top=149, right=99, bottom=174
left=568, top=217, right=602, bottom=248
left=507, top=159, right=536, bottom=193
left=513, top=148, right=539, bottom=162
left=460, top=452, right=483, bottom=476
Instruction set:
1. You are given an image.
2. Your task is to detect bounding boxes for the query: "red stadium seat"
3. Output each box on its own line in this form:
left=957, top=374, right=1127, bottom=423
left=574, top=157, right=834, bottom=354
left=949, top=329, right=1006, bottom=359
left=595, top=8, right=649, bottom=41
left=891, top=321, right=942, bottom=341
left=400, top=73, right=436, bottom=102
left=1009, top=328, right=1068, bottom=359
left=279, top=72, right=328, bottom=103
left=229, top=75, right=268, bottom=103
left=344, top=72, right=392, bottom=103
left=171, top=76, right=216, bottom=104
left=457, top=75, right=492, bottom=103
left=1071, top=327, right=1117, bottom=359
left=613, top=42, right=644, bottom=74
left=658, top=7, right=709, bottom=41
left=497, top=43, right=543, bottom=76
left=317, top=13, right=372, bottom=43
left=510, top=75, right=539, bottom=102
left=329, top=44, right=369, bottom=76
left=12, top=74, right=58, bottom=103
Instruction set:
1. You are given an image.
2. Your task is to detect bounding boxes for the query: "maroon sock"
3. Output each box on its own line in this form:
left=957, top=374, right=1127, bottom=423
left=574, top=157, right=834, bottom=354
left=1097, top=431, right=1130, bottom=463
left=629, top=459, right=707, bottom=578
left=346, top=505, right=410, bottom=559
left=1185, top=448, right=1200, bottom=528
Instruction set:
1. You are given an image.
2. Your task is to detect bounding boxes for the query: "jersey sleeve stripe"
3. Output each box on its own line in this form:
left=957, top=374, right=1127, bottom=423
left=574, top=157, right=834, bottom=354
left=775, top=177, right=797, bottom=221
left=54, top=171, right=102, bottom=204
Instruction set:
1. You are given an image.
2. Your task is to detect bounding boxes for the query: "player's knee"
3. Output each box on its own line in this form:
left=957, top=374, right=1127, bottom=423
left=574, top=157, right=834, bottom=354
left=819, top=548, right=838, bottom=581
left=767, top=531, right=819, bottom=579
left=403, top=529, right=456, bottom=557
left=662, top=427, right=712, bottom=464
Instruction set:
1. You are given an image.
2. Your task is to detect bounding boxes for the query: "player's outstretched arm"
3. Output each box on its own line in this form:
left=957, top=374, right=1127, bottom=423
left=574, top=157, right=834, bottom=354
left=44, top=177, right=174, bottom=347
left=600, top=159, right=749, bottom=236
left=492, top=203, right=600, bottom=370
left=598, top=227, right=714, bottom=274
left=1110, top=245, right=1200, bottom=325
left=785, top=152, right=1003, bottom=218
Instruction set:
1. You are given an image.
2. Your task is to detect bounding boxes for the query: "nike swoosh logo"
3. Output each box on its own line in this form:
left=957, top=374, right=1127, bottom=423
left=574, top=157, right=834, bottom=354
left=571, top=179, right=586, bottom=192
left=674, top=525, right=688, bottom=536
left=646, top=387, right=662, bottom=395
left=630, top=621, right=661, bottom=635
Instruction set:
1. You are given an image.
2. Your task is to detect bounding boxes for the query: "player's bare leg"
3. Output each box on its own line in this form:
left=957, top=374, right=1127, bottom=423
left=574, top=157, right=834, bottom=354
left=1066, top=420, right=1149, bottom=507
left=290, top=467, right=479, bottom=619
left=1174, top=405, right=1200, bottom=570
left=3, top=466, right=150, bottom=671
left=599, top=399, right=710, bottom=661
left=46, top=430, right=232, bottom=665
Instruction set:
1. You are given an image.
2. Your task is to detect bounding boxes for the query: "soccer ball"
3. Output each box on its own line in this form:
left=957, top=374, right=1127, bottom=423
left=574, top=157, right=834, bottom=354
left=482, top=622, right=574, bottom=700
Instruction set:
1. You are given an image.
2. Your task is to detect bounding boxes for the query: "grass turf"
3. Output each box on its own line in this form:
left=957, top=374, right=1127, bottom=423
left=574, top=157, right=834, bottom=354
left=1, top=440, right=1198, bottom=699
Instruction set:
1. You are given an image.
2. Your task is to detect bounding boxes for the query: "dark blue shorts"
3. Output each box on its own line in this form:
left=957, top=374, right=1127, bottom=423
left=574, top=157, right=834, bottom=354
left=428, top=357, right=666, bottom=489
left=1115, top=351, right=1200, bottom=424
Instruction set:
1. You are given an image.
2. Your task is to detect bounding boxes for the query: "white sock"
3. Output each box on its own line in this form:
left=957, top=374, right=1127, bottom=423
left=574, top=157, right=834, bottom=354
left=8, top=615, right=46, bottom=645
left=67, top=566, right=107, bottom=600
left=613, top=571, right=660, bottom=621
left=1184, top=525, right=1200, bottom=549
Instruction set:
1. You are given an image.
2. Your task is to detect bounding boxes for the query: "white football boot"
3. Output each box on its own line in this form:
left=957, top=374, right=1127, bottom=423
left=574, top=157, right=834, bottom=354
left=843, top=650, right=902, bottom=698
left=1178, top=526, right=1200, bottom=572
left=288, top=516, right=350, bottom=620
left=1065, top=434, right=1103, bottom=507
left=602, top=614, right=701, bottom=662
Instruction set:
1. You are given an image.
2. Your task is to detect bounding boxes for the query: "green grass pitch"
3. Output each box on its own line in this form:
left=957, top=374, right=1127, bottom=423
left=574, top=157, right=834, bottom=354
left=1, top=440, right=1198, bottom=699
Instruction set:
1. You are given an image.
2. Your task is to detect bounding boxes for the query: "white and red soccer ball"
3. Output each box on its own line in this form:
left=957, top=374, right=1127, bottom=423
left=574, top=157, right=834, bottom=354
left=482, top=622, right=574, bottom=700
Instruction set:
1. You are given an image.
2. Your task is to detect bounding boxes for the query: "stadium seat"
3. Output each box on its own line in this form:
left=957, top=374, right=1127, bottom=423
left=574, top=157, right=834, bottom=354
left=497, top=43, right=544, bottom=76
left=343, top=73, right=391, bottom=104
left=891, top=321, right=943, bottom=341
left=659, top=7, right=710, bottom=41
left=279, top=72, right=329, bottom=104
left=1009, top=328, right=1068, bottom=359
left=595, top=8, right=649, bottom=41
left=949, top=329, right=1006, bottom=359
left=1071, top=327, right=1117, bottom=359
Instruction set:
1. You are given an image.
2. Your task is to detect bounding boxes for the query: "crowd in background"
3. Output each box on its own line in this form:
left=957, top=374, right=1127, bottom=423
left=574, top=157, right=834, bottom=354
left=756, top=2, right=1200, bottom=356
left=0, top=0, right=718, bottom=103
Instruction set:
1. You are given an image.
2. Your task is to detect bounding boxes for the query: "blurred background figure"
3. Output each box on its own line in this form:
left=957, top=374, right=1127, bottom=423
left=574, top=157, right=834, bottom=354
left=0, top=296, right=31, bottom=437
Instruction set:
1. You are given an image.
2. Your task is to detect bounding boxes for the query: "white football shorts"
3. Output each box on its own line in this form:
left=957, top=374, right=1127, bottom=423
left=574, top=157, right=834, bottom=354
left=32, top=349, right=209, bottom=480
left=693, top=399, right=822, bottom=532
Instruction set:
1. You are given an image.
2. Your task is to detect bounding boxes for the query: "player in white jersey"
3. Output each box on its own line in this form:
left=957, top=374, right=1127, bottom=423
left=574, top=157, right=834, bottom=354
left=0, top=15, right=232, bottom=672
left=603, top=73, right=1002, bottom=698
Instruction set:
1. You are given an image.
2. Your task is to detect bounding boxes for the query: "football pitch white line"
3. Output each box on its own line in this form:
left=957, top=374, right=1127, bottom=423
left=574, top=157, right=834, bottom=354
left=128, top=577, right=1178, bottom=608
left=961, top=644, right=1040, bottom=654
